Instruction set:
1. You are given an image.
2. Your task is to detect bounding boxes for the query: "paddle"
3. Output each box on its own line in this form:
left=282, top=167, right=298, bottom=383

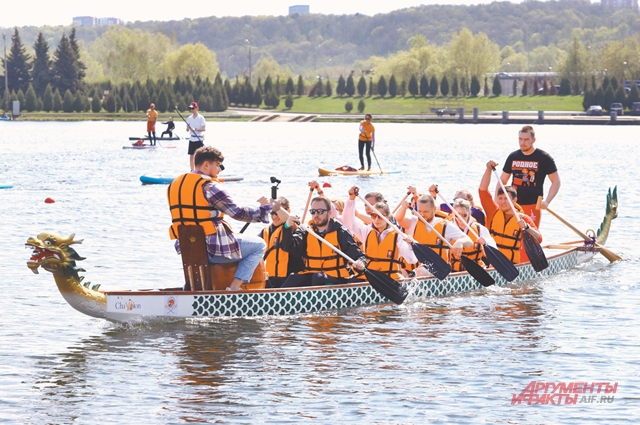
left=174, top=106, right=203, bottom=143
left=410, top=208, right=495, bottom=287
left=541, top=199, right=621, bottom=263
left=372, top=150, right=383, bottom=174
left=355, top=189, right=451, bottom=280
left=302, top=224, right=408, bottom=305
left=491, top=167, right=548, bottom=272
left=301, top=187, right=314, bottom=223
left=435, top=191, right=519, bottom=282
left=392, top=191, right=411, bottom=214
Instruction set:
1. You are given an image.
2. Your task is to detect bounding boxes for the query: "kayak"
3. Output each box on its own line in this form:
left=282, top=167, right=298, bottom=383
left=318, top=167, right=401, bottom=176
left=123, top=144, right=177, bottom=150
left=0, top=182, right=13, bottom=189
left=140, top=175, right=244, bottom=185
left=128, top=136, right=180, bottom=141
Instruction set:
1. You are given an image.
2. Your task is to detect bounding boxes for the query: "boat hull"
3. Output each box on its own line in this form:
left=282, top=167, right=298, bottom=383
left=140, top=175, right=245, bottom=185
left=318, top=167, right=401, bottom=176
left=99, top=246, right=592, bottom=321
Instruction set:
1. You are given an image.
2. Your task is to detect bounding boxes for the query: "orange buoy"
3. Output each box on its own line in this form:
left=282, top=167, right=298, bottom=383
left=323, top=182, right=332, bottom=188
left=44, top=197, right=55, bottom=203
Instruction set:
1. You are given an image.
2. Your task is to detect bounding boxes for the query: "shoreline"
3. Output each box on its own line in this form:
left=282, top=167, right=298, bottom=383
left=5, top=109, right=639, bottom=125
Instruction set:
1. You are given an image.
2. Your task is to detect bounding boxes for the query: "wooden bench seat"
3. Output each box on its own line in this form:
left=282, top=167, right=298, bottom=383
left=177, top=225, right=267, bottom=291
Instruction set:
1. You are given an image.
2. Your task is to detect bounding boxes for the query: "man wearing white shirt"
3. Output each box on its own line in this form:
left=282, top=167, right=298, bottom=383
left=186, top=101, right=206, bottom=170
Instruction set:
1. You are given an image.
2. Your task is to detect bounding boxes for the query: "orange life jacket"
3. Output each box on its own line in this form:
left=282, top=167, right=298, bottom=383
left=489, top=210, right=522, bottom=263
left=304, top=229, right=351, bottom=278
left=412, top=218, right=449, bottom=263
left=364, top=228, right=403, bottom=279
left=167, top=173, right=222, bottom=240
left=261, top=225, right=290, bottom=278
left=451, top=222, right=485, bottom=272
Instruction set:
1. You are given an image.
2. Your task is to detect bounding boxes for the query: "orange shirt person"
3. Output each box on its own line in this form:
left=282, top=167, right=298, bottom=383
left=358, top=114, right=375, bottom=171
left=146, top=103, right=159, bottom=146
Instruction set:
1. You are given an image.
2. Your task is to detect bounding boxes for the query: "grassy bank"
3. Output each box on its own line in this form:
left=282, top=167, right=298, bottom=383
left=10, top=94, right=584, bottom=121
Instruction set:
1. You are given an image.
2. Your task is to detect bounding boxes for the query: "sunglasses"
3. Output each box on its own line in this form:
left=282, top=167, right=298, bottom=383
left=309, top=209, right=328, bottom=215
left=369, top=213, right=383, bottom=219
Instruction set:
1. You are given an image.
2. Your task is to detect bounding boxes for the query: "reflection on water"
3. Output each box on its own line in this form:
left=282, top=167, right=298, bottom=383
left=2, top=122, right=639, bottom=423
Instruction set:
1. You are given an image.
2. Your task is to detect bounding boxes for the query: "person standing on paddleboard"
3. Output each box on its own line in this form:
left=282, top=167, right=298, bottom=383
left=186, top=102, right=206, bottom=171
left=358, top=114, right=375, bottom=171
left=499, top=125, right=561, bottom=228
left=146, top=103, right=158, bottom=146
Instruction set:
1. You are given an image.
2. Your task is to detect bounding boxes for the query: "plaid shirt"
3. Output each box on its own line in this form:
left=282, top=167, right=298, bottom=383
left=175, top=171, right=271, bottom=260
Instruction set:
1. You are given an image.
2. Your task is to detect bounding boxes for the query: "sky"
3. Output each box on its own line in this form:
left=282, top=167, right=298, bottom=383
left=0, top=0, right=506, bottom=29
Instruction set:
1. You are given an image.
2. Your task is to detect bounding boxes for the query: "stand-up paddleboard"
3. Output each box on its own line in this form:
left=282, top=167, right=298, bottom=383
left=128, top=136, right=180, bottom=141
left=0, top=182, right=13, bottom=189
left=318, top=167, right=401, bottom=177
left=123, top=144, right=177, bottom=150
left=140, top=175, right=244, bottom=185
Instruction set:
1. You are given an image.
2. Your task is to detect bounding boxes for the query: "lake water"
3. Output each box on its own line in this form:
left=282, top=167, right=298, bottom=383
left=1, top=121, right=638, bottom=424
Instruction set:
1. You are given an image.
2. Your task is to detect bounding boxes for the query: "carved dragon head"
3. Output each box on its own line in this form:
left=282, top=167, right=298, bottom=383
left=26, top=232, right=86, bottom=278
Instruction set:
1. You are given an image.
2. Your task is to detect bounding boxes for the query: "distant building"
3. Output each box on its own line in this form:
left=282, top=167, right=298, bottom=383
left=289, top=5, right=310, bottom=15
left=601, top=0, right=638, bottom=10
left=97, top=17, right=122, bottom=26
left=72, top=16, right=96, bottom=27
left=71, top=16, right=122, bottom=27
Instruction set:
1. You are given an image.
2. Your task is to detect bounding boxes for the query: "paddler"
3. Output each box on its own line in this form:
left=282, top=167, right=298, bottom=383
left=342, top=186, right=418, bottom=279
left=448, top=198, right=496, bottom=272
left=479, top=160, right=542, bottom=263
left=358, top=114, right=375, bottom=171
left=168, top=146, right=273, bottom=291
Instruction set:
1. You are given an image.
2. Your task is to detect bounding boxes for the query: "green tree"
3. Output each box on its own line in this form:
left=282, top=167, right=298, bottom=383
left=449, top=28, right=500, bottom=89
left=388, top=75, right=397, bottom=97
left=512, top=79, right=517, bottom=96
left=627, top=82, right=640, bottom=107
left=582, top=90, right=594, bottom=111
left=559, top=36, right=587, bottom=96
left=408, top=75, right=419, bottom=96
left=377, top=76, right=387, bottom=97
left=532, top=78, right=539, bottom=95
left=610, top=77, right=619, bottom=91
left=63, top=89, right=74, bottom=112
left=336, top=75, right=346, bottom=95
left=440, top=76, right=449, bottom=97
left=357, top=76, right=367, bottom=96
left=264, top=88, right=280, bottom=109
left=452, top=77, right=460, bottom=97
left=24, top=84, right=37, bottom=112
left=368, top=78, right=373, bottom=97
left=52, top=89, right=62, bottom=111
left=346, top=75, right=356, bottom=96
left=73, top=91, right=84, bottom=113
left=91, top=94, right=102, bottom=113
left=484, top=76, right=490, bottom=96
left=42, top=84, right=54, bottom=111
left=325, top=79, right=333, bottom=97
left=602, top=76, right=610, bottom=92
left=264, top=76, right=273, bottom=94
left=31, top=32, right=52, bottom=97
left=429, top=76, right=438, bottom=96
left=559, top=78, right=571, bottom=96
left=253, top=84, right=263, bottom=107
left=52, top=34, right=79, bottom=94
left=285, top=94, right=293, bottom=109
left=593, top=86, right=604, bottom=107
left=614, top=86, right=626, bottom=107
left=315, top=78, right=324, bottom=97
left=157, top=89, right=168, bottom=112
left=6, top=28, right=32, bottom=93
left=68, top=28, right=86, bottom=90
left=243, top=78, right=254, bottom=106
left=357, top=99, right=366, bottom=113
left=165, top=43, right=220, bottom=82
left=345, top=100, right=353, bottom=113
left=419, top=75, right=429, bottom=96
left=521, top=79, right=528, bottom=96
left=603, top=86, right=614, bottom=111
left=492, top=75, right=502, bottom=96
left=285, top=77, right=295, bottom=95
left=297, top=75, right=305, bottom=97
left=470, top=76, right=480, bottom=96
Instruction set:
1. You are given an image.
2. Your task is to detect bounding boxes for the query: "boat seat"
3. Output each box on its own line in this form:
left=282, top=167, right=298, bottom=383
left=177, top=225, right=267, bottom=291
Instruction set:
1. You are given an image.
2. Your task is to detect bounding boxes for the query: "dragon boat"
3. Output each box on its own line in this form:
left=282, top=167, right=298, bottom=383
left=25, top=188, right=619, bottom=323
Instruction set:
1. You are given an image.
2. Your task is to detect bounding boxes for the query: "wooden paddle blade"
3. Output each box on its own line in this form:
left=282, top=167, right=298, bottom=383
left=363, top=268, right=408, bottom=305
left=484, top=245, right=519, bottom=282
left=460, top=256, right=495, bottom=287
left=523, top=231, right=549, bottom=272
left=412, top=242, right=451, bottom=280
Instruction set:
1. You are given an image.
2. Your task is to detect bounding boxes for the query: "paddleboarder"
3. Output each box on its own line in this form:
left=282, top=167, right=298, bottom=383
left=358, top=114, right=375, bottom=171
left=499, top=125, right=561, bottom=228
left=186, top=102, right=206, bottom=170
left=479, top=160, right=542, bottom=264
left=161, top=117, right=175, bottom=138
left=146, top=103, right=158, bottom=145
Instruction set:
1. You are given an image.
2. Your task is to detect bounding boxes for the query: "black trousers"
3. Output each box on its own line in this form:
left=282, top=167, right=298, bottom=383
left=358, top=140, right=372, bottom=168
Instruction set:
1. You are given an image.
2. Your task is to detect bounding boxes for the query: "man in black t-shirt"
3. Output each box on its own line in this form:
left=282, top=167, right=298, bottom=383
left=499, top=125, right=561, bottom=227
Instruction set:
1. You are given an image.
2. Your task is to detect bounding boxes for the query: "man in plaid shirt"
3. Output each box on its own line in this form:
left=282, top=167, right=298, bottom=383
left=173, top=146, right=273, bottom=290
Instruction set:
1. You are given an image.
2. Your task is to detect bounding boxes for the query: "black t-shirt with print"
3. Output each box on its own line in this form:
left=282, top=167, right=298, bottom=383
left=502, top=148, right=557, bottom=205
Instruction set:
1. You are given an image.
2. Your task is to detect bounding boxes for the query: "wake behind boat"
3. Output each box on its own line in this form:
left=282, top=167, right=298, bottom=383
left=319, top=166, right=401, bottom=176
left=25, top=187, right=619, bottom=322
